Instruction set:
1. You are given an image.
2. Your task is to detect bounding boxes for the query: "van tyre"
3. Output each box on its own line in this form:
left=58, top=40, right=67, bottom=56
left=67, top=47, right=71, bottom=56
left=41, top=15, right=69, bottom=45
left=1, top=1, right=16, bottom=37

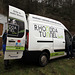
left=39, top=52, right=49, bottom=67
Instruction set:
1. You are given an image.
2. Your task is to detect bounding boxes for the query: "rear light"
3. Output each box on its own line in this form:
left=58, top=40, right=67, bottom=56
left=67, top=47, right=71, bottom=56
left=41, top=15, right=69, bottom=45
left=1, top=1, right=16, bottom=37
left=26, top=30, right=29, bottom=49
left=17, top=40, right=21, bottom=43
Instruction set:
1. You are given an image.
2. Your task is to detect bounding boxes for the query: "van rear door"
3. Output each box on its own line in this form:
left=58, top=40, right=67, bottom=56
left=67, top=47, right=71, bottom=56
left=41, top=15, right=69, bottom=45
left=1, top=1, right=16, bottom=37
left=4, top=5, right=27, bottom=60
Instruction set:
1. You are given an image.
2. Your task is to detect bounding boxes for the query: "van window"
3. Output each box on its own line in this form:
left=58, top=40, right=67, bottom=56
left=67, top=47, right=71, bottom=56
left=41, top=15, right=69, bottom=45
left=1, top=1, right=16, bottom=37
left=8, top=18, right=24, bottom=38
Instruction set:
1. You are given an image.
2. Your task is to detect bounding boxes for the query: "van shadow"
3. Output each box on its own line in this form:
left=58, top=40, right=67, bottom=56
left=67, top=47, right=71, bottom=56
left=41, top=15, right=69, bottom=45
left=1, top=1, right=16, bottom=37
left=10, top=56, right=67, bottom=70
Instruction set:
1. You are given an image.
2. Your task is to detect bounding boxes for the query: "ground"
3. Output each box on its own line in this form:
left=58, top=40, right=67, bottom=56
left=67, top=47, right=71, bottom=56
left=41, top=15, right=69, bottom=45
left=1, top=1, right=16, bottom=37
left=0, top=51, right=75, bottom=75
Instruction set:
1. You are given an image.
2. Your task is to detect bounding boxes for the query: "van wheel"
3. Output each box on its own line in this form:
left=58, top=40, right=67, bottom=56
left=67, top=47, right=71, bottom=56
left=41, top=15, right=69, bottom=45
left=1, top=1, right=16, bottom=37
left=39, top=52, right=49, bottom=67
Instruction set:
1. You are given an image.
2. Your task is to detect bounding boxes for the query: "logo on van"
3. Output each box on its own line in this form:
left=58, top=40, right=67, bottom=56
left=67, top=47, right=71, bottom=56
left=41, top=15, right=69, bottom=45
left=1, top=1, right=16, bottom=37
left=34, top=25, right=58, bottom=38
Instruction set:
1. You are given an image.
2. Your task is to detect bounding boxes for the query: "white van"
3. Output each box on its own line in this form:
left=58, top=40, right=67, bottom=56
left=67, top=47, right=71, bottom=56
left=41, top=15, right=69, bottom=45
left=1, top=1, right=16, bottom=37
left=4, top=5, right=72, bottom=66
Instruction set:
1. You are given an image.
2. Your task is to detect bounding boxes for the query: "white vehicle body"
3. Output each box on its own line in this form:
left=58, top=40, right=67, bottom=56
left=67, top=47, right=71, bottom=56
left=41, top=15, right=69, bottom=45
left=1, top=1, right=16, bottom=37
left=4, top=6, right=70, bottom=66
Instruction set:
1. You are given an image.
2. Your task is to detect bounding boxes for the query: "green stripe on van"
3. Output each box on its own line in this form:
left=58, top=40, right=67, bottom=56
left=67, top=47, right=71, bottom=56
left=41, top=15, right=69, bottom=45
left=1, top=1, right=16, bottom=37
left=6, top=46, right=25, bottom=50
left=50, top=51, right=65, bottom=57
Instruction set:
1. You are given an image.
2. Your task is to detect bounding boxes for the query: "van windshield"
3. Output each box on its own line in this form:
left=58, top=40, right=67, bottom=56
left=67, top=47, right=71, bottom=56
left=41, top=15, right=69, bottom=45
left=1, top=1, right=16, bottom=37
left=8, top=18, right=24, bottom=38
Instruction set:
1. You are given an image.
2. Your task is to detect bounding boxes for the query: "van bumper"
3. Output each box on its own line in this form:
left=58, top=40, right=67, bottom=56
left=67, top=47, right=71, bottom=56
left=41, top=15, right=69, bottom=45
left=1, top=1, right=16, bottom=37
left=4, top=50, right=23, bottom=60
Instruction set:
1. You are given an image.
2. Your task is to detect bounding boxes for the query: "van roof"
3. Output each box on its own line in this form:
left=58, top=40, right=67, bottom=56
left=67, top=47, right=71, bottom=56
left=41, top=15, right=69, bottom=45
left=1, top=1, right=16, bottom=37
left=28, top=14, right=67, bottom=30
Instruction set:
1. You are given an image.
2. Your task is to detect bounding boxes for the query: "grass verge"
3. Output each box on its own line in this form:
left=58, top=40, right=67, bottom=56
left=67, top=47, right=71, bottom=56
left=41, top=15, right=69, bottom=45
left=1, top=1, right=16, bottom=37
left=0, top=56, right=75, bottom=75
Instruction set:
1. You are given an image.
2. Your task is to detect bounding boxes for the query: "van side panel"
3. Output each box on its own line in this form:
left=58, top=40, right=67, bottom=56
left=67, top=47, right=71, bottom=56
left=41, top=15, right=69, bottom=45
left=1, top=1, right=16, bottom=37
left=53, top=27, right=65, bottom=50
left=28, top=14, right=66, bottom=59
left=28, top=20, right=54, bottom=53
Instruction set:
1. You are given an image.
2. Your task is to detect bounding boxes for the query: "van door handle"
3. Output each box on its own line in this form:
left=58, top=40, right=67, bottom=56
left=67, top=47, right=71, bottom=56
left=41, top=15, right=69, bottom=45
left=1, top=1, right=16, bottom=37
left=9, top=40, right=15, bottom=42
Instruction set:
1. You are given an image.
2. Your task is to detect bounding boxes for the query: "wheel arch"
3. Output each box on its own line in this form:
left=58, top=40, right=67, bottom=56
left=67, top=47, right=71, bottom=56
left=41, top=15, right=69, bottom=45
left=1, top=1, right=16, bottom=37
left=42, top=49, right=50, bottom=59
